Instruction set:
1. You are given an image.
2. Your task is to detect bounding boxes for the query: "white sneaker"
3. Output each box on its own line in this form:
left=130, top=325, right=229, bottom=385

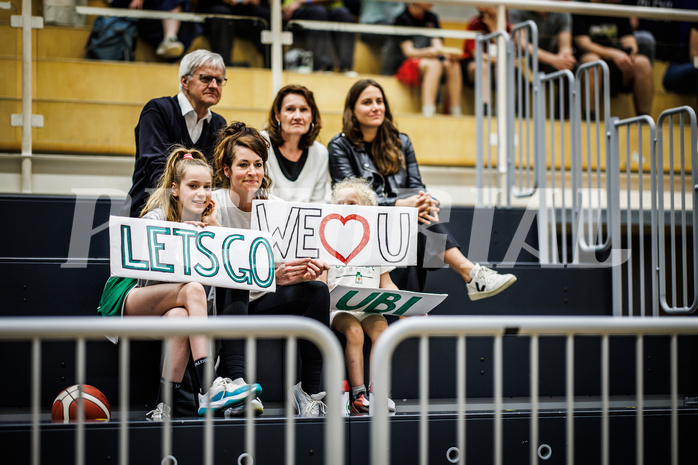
left=387, top=397, right=396, bottom=413
left=223, top=377, right=263, bottom=402
left=197, top=377, right=261, bottom=416
left=146, top=402, right=171, bottom=421
left=291, top=382, right=327, bottom=417
left=224, top=397, right=264, bottom=417
left=466, top=264, right=517, bottom=301
left=156, top=35, right=184, bottom=59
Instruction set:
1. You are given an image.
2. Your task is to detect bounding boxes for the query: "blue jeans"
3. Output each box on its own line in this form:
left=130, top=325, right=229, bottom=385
left=663, top=62, right=698, bottom=99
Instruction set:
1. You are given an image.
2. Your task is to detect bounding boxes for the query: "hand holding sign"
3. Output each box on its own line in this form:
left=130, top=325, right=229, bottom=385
left=276, top=258, right=329, bottom=285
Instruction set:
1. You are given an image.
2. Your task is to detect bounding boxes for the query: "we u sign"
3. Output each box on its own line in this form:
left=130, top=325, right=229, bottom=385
left=251, top=200, right=418, bottom=267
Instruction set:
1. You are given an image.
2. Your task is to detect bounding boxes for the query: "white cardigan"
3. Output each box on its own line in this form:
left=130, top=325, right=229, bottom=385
left=262, top=131, right=329, bottom=203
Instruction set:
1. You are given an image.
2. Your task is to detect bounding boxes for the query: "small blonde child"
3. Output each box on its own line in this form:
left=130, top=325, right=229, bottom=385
left=326, top=177, right=398, bottom=413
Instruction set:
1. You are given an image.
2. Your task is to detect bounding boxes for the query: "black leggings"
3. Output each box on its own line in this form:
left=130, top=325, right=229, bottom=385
left=216, top=281, right=330, bottom=394
left=389, top=222, right=461, bottom=292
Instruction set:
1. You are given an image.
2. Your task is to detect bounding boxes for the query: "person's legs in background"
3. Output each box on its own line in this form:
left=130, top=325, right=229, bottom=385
left=291, top=5, right=334, bottom=71
left=329, top=6, right=357, bottom=74
left=419, top=57, right=444, bottom=116
left=663, top=62, right=698, bottom=101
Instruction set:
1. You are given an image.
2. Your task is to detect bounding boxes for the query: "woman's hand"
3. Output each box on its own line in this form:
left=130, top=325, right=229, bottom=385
left=128, top=0, right=144, bottom=9
left=397, top=192, right=440, bottom=224
left=416, top=192, right=440, bottom=224
left=304, top=259, right=330, bottom=281
left=275, top=258, right=330, bottom=285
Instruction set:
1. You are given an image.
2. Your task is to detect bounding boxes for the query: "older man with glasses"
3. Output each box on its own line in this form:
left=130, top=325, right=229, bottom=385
left=122, top=49, right=228, bottom=218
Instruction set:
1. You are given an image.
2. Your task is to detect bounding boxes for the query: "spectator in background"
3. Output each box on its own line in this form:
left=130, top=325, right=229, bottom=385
left=111, top=0, right=199, bottom=59
left=262, top=84, right=329, bottom=203
left=625, top=2, right=656, bottom=64
left=508, top=9, right=576, bottom=73
left=197, top=0, right=270, bottom=67
left=572, top=0, right=654, bottom=116
left=461, top=6, right=510, bottom=112
left=283, top=0, right=356, bottom=74
left=122, top=50, right=227, bottom=218
left=382, top=3, right=462, bottom=117
left=663, top=19, right=698, bottom=100
left=625, top=0, right=698, bottom=100
left=358, top=1, right=404, bottom=47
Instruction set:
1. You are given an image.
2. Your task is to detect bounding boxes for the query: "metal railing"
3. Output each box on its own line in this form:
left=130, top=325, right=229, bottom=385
left=473, top=20, right=696, bottom=316
left=475, top=29, right=512, bottom=208
left=510, top=20, right=539, bottom=200
left=655, top=107, right=698, bottom=315
left=0, top=316, right=345, bottom=465
left=574, top=60, right=614, bottom=257
left=370, top=315, right=698, bottom=465
left=612, top=114, right=656, bottom=316
left=536, top=68, right=576, bottom=265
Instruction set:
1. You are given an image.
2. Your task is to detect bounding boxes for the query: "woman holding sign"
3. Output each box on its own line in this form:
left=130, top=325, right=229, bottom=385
left=262, top=84, right=328, bottom=203
left=212, top=122, right=332, bottom=417
left=98, top=147, right=260, bottom=420
left=328, top=79, right=516, bottom=298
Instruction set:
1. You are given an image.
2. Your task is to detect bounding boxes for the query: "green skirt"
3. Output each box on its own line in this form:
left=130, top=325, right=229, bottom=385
left=97, top=276, right=138, bottom=317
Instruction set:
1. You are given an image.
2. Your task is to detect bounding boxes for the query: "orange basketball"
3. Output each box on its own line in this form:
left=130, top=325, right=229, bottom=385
left=51, top=384, right=111, bottom=423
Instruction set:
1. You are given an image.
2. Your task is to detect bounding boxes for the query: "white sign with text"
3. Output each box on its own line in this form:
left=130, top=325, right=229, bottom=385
left=250, top=200, right=417, bottom=266
left=330, top=285, right=447, bottom=317
left=109, top=216, right=275, bottom=291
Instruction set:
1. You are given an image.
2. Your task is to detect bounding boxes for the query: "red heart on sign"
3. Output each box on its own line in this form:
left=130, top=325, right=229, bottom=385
left=319, top=214, right=370, bottom=265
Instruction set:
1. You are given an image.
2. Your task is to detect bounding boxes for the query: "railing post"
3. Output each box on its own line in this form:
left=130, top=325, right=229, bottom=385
left=496, top=5, right=508, bottom=208
left=609, top=117, right=622, bottom=316
left=10, top=0, right=44, bottom=193
left=655, top=106, right=698, bottom=314
left=263, top=0, right=292, bottom=96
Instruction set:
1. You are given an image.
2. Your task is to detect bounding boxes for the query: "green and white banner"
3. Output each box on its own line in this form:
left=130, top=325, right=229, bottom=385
left=330, top=285, right=447, bottom=317
left=109, top=216, right=275, bottom=291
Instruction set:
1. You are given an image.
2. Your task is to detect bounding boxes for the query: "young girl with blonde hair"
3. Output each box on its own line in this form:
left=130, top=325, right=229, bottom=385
left=98, top=146, right=260, bottom=420
left=325, top=177, right=398, bottom=413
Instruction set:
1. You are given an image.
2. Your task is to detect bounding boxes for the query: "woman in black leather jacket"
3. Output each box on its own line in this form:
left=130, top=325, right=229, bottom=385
left=328, top=78, right=516, bottom=299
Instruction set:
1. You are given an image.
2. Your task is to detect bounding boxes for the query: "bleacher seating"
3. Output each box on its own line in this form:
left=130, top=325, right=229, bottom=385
left=2, top=5, right=695, bottom=171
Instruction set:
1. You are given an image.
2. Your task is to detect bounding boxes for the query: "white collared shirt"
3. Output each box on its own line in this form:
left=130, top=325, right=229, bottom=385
left=177, top=92, right=212, bottom=144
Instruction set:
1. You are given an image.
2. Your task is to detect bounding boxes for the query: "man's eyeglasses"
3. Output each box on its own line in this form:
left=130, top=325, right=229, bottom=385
left=196, top=74, right=227, bottom=87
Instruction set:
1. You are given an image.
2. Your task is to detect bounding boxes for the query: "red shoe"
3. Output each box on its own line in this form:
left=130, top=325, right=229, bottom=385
left=351, top=393, right=370, bottom=414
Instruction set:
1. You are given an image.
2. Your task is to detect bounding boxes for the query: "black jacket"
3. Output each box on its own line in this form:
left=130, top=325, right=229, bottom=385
left=123, top=96, right=226, bottom=217
left=327, top=132, right=426, bottom=207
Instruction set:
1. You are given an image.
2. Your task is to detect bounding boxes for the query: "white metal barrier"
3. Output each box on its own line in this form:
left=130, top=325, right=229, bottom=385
left=0, top=316, right=345, bottom=465
left=484, top=20, right=697, bottom=316
left=655, top=107, right=698, bottom=315
left=370, top=315, right=698, bottom=465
